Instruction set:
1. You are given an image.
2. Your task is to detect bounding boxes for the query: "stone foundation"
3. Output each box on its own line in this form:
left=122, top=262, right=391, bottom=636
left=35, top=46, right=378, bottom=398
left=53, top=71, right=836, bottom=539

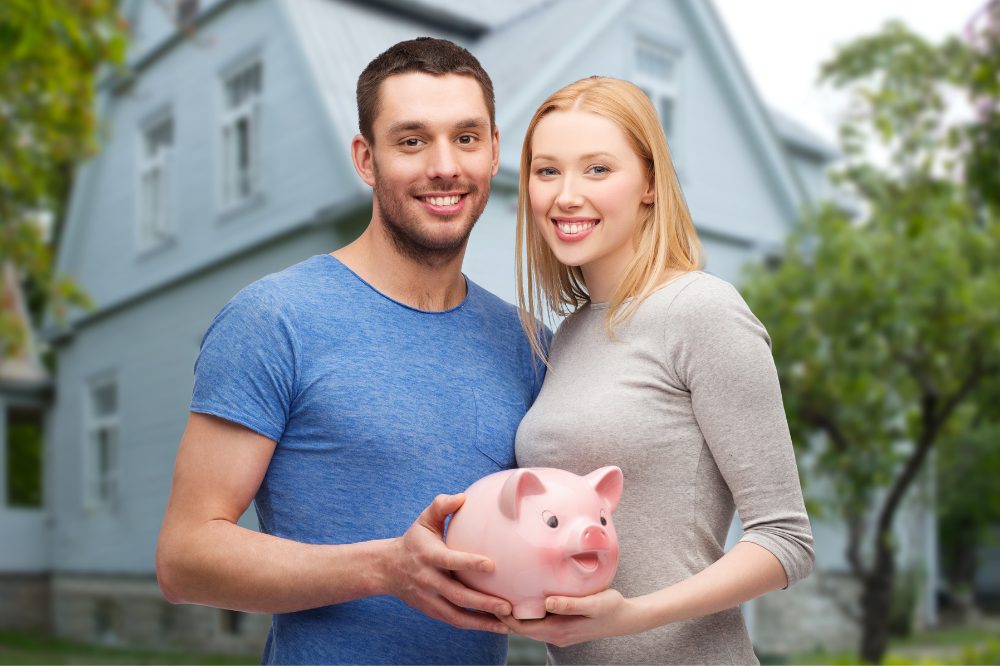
left=0, top=574, right=51, bottom=632
left=51, top=574, right=269, bottom=656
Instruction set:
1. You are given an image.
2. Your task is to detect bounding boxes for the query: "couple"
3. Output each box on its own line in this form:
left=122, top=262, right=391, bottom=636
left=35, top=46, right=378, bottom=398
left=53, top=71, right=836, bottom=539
left=155, top=38, right=813, bottom=665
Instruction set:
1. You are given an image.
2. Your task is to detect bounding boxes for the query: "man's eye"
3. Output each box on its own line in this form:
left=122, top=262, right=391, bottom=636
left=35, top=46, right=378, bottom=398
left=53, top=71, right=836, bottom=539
left=457, top=135, right=474, bottom=144
left=404, top=139, right=421, bottom=147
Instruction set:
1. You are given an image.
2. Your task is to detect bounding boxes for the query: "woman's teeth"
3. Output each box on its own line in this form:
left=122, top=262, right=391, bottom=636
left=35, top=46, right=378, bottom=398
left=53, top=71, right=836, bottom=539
left=420, top=195, right=462, bottom=206
left=557, top=221, right=597, bottom=235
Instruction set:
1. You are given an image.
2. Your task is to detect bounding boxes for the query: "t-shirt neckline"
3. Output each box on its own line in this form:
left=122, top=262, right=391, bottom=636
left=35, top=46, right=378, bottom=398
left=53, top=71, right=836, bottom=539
left=321, top=254, right=471, bottom=314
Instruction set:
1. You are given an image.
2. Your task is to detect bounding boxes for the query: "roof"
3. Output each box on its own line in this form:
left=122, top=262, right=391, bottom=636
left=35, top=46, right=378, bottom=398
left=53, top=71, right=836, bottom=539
left=769, top=108, right=840, bottom=161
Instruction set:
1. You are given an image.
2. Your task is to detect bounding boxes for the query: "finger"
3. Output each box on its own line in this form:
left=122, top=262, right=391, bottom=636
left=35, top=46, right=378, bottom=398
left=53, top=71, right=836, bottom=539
left=545, top=595, right=589, bottom=615
left=437, top=574, right=511, bottom=615
left=420, top=493, right=465, bottom=527
left=429, top=597, right=509, bottom=634
left=426, top=538, right=495, bottom=573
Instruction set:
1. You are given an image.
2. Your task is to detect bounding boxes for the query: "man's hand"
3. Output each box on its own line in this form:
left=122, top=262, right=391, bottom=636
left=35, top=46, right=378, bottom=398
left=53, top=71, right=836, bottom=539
left=383, top=493, right=511, bottom=634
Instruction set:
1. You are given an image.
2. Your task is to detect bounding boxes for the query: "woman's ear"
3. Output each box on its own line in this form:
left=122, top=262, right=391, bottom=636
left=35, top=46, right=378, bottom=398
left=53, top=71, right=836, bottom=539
left=642, top=171, right=655, bottom=205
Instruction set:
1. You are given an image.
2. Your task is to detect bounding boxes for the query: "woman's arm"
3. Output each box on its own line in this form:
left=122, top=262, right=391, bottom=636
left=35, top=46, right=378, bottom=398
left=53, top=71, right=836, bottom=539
left=497, top=541, right=785, bottom=647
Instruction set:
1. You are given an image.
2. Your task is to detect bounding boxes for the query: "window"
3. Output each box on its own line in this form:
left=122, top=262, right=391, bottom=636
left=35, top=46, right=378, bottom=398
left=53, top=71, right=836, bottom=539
left=633, top=41, right=680, bottom=152
left=85, top=379, right=119, bottom=509
left=6, top=407, right=44, bottom=508
left=138, top=114, right=173, bottom=250
left=220, top=58, right=263, bottom=210
left=175, top=0, right=199, bottom=25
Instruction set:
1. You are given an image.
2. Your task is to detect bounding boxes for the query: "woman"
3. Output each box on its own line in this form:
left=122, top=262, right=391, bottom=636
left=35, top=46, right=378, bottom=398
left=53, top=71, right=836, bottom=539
left=502, top=77, right=814, bottom=665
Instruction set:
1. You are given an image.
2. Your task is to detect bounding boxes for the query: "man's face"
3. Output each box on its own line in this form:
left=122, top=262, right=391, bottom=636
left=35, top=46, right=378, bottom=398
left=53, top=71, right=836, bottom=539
left=366, top=72, right=499, bottom=264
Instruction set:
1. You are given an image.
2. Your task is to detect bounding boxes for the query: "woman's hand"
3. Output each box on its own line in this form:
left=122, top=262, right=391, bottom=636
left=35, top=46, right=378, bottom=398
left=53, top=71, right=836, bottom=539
left=496, top=589, right=649, bottom=648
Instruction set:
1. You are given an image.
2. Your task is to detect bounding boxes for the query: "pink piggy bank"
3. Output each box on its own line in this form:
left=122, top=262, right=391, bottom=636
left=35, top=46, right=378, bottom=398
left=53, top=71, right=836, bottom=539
left=445, top=466, right=623, bottom=619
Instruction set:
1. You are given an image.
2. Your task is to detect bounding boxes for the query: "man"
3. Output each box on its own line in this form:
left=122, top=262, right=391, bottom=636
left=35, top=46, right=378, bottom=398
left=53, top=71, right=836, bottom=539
left=155, top=38, right=543, bottom=665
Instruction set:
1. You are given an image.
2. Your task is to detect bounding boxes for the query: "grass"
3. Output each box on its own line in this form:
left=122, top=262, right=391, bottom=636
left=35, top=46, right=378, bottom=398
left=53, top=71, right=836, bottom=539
left=0, top=630, right=258, bottom=665
left=772, top=625, right=1000, bottom=665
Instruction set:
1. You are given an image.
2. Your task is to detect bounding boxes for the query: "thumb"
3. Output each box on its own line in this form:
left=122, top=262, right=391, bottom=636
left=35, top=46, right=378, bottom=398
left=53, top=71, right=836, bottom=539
left=544, top=595, right=588, bottom=616
left=422, top=493, right=465, bottom=527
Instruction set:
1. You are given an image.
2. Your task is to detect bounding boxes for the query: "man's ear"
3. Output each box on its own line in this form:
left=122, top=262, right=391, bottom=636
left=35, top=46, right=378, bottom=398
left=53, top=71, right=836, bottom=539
left=491, top=125, right=500, bottom=178
left=352, top=134, right=377, bottom=188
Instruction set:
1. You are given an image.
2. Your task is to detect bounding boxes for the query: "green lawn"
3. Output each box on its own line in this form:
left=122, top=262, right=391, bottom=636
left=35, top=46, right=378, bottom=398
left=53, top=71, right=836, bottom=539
left=0, top=630, right=258, bottom=665
left=772, top=626, right=1000, bottom=665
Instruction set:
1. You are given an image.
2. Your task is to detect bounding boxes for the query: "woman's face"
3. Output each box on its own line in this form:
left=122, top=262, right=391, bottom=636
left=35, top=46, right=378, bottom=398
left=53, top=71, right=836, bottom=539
left=528, top=110, right=654, bottom=288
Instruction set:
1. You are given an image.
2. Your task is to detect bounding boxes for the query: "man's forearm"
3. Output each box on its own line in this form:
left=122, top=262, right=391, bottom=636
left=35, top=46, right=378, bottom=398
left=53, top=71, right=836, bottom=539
left=156, top=519, right=393, bottom=614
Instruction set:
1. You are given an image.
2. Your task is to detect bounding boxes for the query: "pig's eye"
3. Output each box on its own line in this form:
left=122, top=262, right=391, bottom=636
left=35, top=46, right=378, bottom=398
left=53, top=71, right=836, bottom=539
left=600, top=509, right=607, bottom=526
left=542, top=511, right=558, bottom=528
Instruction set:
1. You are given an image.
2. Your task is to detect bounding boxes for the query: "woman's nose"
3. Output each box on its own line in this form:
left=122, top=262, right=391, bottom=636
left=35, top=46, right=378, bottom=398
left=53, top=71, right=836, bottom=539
left=554, top=177, right=584, bottom=210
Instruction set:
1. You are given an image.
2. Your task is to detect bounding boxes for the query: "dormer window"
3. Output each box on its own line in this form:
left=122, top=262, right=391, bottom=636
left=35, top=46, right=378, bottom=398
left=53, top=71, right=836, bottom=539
left=220, top=58, right=263, bottom=211
left=176, top=0, right=199, bottom=26
left=138, top=114, right=174, bottom=250
left=634, top=41, right=680, bottom=154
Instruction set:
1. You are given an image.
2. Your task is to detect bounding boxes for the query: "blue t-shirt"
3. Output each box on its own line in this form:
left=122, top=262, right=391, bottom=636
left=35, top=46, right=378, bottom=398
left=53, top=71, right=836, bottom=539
left=190, top=255, right=545, bottom=665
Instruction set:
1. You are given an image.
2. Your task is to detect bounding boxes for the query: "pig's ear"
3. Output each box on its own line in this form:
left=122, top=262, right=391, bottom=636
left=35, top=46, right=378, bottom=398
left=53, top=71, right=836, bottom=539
left=586, top=466, right=623, bottom=513
left=498, top=469, right=547, bottom=521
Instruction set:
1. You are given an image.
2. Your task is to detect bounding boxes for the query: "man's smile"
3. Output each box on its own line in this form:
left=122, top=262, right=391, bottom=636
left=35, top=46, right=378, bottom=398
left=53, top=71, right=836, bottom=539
left=416, top=192, right=468, bottom=215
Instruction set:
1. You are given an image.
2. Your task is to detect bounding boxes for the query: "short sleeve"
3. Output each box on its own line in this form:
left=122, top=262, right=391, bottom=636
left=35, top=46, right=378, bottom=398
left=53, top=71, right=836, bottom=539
left=666, top=276, right=815, bottom=587
left=190, top=281, right=300, bottom=442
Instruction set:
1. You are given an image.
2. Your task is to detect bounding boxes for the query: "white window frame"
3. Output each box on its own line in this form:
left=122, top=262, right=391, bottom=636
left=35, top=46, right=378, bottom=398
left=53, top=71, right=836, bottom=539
left=632, top=40, right=681, bottom=159
left=136, top=112, right=174, bottom=252
left=83, top=377, right=119, bottom=511
left=218, top=56, right=263, bottom=213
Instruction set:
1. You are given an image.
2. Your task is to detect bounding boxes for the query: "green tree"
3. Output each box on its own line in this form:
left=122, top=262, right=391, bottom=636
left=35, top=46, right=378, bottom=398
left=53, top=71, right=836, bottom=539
left=740, top=12, right=1000, bottom=664
left=0, top=0, right=126, bottom=351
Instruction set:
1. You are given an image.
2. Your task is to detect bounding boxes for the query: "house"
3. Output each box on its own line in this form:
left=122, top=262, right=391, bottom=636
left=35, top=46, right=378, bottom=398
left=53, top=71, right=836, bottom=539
left=0, top=0, right=903, bottom=658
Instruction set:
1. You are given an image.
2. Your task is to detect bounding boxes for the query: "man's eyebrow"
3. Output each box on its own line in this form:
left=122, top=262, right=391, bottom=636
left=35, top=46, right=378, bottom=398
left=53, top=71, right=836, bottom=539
left=455, top=117, right=489, bottom=129
left=387, top=120, right=427, bottom=134
left=386, top=117, right=489, bottom=134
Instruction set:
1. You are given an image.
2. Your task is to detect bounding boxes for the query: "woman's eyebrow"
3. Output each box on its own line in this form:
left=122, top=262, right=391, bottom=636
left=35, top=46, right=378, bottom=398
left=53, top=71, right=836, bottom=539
left=531, top=151, right=617, bottom=163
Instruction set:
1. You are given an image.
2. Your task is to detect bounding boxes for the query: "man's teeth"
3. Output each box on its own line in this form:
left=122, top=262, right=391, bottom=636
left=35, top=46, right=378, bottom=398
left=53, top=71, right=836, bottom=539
left=420, top=195, right=462, bottom=206
left=557, top=221, right=597, bottom=235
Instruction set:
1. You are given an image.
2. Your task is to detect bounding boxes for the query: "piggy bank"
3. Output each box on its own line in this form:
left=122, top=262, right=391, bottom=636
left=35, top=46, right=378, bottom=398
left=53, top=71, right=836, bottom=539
left=445, top=466, right=623, bottom=619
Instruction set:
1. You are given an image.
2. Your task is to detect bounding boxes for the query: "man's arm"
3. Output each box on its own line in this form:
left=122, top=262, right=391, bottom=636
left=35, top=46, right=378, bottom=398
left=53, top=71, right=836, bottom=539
left=155, top=412, right=512, bottom=632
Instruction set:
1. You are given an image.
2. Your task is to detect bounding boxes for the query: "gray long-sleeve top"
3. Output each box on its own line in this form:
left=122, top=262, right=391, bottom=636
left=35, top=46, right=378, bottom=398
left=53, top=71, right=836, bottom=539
left=515, top=272, right=814, bottom=665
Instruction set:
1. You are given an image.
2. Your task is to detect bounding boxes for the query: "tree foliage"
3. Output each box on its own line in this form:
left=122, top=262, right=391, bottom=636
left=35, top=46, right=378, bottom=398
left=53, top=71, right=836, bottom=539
left=740, top=7, right=1000, bottom=664
left=0, top=0, right=126, bottom=355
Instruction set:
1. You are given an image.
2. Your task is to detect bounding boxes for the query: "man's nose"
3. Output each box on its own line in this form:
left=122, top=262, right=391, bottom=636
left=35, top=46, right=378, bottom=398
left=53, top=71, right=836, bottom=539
left=426, top=141, right=461, bottom=181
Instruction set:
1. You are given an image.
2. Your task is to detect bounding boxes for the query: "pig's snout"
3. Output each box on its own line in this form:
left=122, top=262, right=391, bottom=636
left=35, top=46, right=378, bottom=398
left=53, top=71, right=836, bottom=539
left=578, top=524, right=611, bottom=553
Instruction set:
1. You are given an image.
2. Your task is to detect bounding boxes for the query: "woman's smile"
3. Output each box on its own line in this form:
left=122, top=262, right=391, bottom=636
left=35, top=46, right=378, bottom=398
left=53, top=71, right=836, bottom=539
left=552, top=216, right=600, bottom=242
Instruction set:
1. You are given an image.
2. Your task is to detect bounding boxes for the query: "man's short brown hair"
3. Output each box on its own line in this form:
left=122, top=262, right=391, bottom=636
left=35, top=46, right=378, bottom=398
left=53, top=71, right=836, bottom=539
left=356, top=37, right=495, bottom=145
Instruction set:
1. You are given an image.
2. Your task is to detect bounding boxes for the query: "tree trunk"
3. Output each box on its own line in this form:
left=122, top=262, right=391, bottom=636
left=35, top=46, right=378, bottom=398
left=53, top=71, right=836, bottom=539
left=860, top=532, right=896, bottom=664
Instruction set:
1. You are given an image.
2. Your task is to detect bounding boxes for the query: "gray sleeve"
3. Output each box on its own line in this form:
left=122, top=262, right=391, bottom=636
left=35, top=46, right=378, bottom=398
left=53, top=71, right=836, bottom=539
left=664, top=276, right=815, bottom=587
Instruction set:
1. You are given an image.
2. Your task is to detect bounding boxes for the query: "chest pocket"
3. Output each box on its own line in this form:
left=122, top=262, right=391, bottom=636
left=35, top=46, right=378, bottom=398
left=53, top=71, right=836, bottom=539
left=473, top=388, right=527, bottom=470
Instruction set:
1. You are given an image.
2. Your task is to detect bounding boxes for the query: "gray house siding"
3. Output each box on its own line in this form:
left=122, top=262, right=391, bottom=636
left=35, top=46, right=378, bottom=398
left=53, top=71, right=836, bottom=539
left=60, top=0, right=359, bottom=326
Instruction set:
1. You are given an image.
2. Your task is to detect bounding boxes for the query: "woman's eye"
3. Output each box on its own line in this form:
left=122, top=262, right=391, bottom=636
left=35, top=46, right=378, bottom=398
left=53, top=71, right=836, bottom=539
left=537, top=168, right=558, bottom=177
left=589, top=165, right=610, bottom=175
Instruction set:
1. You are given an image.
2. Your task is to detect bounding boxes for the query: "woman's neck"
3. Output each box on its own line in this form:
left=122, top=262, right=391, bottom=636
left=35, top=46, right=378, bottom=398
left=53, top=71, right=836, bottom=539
left=580, top=242, right=637, bottom=304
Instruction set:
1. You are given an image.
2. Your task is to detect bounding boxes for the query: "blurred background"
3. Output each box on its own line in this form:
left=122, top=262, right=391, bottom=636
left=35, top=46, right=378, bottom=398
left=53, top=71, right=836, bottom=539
left=0, top=1, right=998, bottom=664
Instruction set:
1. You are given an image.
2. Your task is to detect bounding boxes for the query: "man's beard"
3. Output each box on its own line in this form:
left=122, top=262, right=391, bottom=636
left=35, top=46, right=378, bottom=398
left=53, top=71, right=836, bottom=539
left=373, top=163, right=490, bottom=267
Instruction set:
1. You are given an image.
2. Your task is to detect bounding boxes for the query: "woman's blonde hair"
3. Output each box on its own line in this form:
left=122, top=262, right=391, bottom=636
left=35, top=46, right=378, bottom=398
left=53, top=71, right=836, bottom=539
left=516, top=76, right=704, bottom=361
